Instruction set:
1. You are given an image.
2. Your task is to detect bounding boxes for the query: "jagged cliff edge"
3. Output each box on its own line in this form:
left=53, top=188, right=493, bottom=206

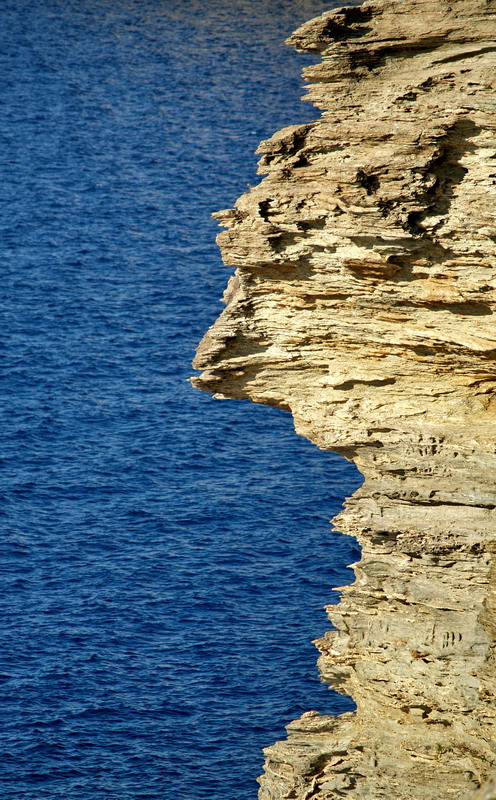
left=192, top=1, right=496, bottom=797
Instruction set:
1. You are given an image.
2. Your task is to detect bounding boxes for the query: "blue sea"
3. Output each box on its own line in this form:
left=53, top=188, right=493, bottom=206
left=0, top=1, right=363, bottom=798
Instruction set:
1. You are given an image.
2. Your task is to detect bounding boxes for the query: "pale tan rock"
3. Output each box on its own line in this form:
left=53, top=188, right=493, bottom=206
left=468, top=779, right=496, bottom=800
left=192, top=0, right=496, bottom=797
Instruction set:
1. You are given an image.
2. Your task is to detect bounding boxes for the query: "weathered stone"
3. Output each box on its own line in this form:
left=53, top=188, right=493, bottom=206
left=192, top=0, right=496, bottom=797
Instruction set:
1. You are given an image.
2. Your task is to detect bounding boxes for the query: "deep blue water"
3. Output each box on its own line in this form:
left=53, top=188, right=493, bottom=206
left=0, top=1, right=363, bottom=798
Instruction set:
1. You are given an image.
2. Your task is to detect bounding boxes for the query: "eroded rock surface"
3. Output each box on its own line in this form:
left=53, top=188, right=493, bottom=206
left=192, top=1, right=496, bottom=797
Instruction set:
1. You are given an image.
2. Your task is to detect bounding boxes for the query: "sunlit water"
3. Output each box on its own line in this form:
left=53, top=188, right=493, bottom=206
left=0, top=1, right=363, bottom=798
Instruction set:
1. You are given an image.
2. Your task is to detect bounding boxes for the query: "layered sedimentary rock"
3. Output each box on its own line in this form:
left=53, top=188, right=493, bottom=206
left=192, top=1, right=496, bottom=797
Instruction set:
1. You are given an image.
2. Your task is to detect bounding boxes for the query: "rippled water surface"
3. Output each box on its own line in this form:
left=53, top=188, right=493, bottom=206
left=0, top=1, right=363, bottom=798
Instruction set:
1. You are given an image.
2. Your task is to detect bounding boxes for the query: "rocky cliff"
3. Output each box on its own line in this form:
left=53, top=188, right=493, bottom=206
left=192, top=1, right=496, bottom=797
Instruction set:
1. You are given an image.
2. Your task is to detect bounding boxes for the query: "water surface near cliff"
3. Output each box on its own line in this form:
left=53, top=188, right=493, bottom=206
left=0, top=1, right=362, bottom=798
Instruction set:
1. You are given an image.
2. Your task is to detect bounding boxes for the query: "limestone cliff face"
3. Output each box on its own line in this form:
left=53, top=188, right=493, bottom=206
left=192, top=1, right=496, bottom=797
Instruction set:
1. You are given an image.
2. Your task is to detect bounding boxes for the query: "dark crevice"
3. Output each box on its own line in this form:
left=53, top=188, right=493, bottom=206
left=405, top=119, right=480, bottom=236
left=298, top=218, right=327, bottom=231
left=432, top=45, right=496, bottom=65
left=333, top=377, right=396, bottom=390
left=356, top=169, right=380, bottom=195
left=258, top=199, right=272, bottom=221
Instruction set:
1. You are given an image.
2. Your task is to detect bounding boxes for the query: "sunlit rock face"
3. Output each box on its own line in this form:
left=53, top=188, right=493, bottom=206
left=192, top=0, right=496, bottom=797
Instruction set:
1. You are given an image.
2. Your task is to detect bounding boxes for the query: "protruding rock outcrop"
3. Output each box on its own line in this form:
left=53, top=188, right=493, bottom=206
left=193, top=1, right=496, bottom=797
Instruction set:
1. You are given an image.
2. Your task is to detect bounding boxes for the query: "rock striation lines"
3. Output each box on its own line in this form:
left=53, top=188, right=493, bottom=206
left=193, top=1, right=496, bottom=797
